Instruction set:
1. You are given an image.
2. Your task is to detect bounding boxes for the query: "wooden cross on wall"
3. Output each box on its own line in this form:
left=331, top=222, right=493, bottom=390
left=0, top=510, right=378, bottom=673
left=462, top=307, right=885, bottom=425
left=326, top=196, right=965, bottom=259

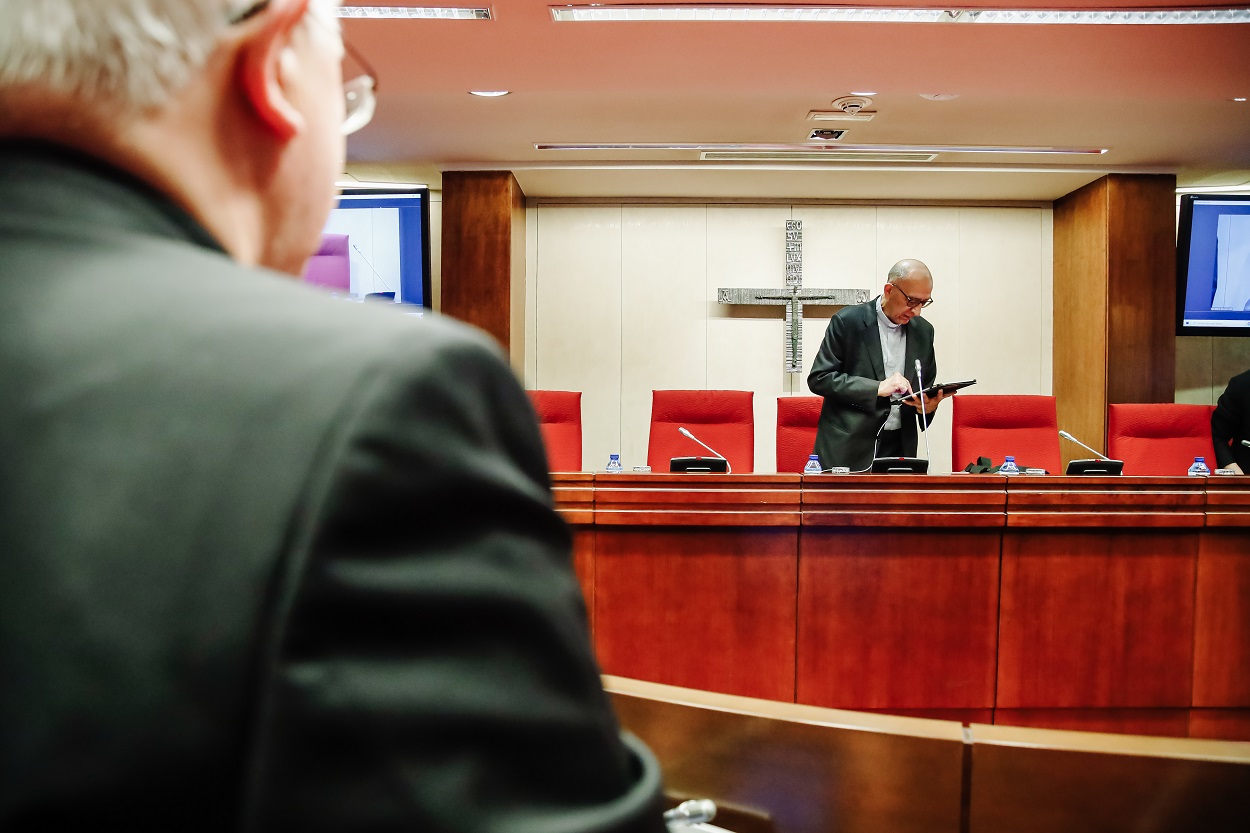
left=717, top=220, right=869, bottom=373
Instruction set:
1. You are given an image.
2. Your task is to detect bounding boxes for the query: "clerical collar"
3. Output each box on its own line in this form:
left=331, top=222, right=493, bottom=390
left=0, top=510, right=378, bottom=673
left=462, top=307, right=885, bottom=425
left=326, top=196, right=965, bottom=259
left=875, top=296, right=902, bottom=331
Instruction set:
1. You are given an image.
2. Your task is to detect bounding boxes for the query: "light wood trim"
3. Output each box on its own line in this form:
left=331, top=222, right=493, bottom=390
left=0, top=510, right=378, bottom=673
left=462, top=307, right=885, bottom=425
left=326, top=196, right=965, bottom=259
left=603, top=675, right=966, bottom=740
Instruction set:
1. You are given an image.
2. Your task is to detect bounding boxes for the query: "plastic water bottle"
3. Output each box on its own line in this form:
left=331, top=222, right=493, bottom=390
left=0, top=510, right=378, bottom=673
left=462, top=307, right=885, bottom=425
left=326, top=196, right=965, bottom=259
left=1188, top=456, right=1210, bottom=476
left=605, top=453, right=623, bottom=474
left=803, top=454, right=822, bottom=474
left=999, top=456, right=1020, bottom=476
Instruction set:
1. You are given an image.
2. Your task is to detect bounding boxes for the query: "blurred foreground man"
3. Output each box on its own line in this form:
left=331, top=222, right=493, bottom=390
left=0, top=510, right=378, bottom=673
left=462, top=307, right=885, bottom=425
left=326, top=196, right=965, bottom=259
left=0, top=1, right=663, bottom=829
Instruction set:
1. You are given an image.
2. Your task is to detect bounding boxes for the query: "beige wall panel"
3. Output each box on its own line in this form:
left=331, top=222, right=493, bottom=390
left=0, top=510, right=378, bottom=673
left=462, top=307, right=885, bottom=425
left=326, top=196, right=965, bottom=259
left=954, top=208, right=1047, bottom=395
left=707, top=205, right=794, bottom=306
left=1176, top=336, right=1214, bottom=404
left=523, top=202, right=538, bottom=387
left=792, top=205, right=880, bottom=291
left=534, top=205, right=623, bottom=472
left=620, top=205, right=710, bottom=470
left=1040, top=208, right=1054, bottom=394
left=792, top=206, right=880, bottom=395
left=707, top=317, right=792, bottom=473
left=428, top=193, right=442, bottom=313
left=1213, top=339, right=1250, bottom=397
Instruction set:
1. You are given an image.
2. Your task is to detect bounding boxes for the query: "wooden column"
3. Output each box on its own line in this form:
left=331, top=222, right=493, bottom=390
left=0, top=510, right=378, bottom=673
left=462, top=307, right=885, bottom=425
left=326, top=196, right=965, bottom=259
left=440, top=171, right=526, bottom=366
left=1053, top=174, right=1177, bottom=465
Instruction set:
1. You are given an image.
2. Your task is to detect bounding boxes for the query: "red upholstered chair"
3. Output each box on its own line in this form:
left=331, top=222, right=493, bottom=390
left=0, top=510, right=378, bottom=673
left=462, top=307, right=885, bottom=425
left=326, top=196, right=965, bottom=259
left=527, top=390, right=582, bottom=472
left=647, top=390, right=755, bottom=473
left=776, top=395, right=823, bottom=473
left=1107, top=403, right=1217, bottom=476
left=951, top=394, right=1062, bottom=474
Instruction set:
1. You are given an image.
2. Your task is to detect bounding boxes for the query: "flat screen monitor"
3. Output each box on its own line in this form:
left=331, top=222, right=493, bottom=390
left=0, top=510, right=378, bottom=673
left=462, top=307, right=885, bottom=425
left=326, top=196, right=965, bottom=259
left=302, top=187, right=433, bottom=308
left=1176, top=193, right=1250, bottom=337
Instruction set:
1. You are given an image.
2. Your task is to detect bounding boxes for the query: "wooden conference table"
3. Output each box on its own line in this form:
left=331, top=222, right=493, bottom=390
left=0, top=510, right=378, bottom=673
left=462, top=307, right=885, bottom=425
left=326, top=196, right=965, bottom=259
left=552, top=472, right=1250, bottom=740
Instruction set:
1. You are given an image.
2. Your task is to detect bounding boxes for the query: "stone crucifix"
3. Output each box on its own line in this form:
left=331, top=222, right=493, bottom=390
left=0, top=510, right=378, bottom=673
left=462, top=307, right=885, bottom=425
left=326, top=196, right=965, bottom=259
left=717, top=220, right=869, bottom=373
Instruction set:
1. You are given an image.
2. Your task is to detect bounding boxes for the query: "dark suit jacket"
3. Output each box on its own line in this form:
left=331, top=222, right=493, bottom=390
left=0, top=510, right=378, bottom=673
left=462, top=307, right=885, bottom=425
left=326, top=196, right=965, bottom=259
left=806, top=298, right=937, bottom=470
left=0, top=143, right=664, bottom=831
left=1212, top=368, right=1250, bottom=471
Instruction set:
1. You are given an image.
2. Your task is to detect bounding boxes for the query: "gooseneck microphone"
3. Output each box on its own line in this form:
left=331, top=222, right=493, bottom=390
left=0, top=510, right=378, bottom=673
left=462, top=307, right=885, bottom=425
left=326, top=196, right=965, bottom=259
left=663, top=798, right=717, bottom=828
left=915, top=359, right=932, bottom=463
left=678, top=426, right=732, bottom=474
left=1058, top=429, right=1111, bottom=460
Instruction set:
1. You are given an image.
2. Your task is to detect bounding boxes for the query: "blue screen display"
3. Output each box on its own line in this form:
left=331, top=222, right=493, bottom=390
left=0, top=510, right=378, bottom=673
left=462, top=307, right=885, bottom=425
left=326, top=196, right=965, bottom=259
left=1178, top=195, right=1250, bottom=335
left=302, top=189, right=432, bottom=307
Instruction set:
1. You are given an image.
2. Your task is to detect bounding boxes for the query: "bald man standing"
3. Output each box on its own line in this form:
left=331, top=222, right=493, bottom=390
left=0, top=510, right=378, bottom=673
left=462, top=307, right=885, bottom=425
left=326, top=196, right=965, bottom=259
left=807, top=260, right=947, bottom=470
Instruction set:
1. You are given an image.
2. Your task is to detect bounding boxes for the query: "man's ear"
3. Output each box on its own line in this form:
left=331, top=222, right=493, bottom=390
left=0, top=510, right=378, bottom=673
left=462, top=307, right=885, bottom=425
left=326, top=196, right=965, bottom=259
left=236, top=0, right=312, bottom=141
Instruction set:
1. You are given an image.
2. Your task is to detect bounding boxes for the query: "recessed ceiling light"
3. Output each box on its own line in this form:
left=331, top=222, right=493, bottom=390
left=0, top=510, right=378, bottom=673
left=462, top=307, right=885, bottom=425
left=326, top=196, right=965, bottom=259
left=850, top=91, right=878, bottom=96
left=1235, top=97, right=1248, bottom=102
left=549, top=5, right=1250, bottom=24
left=338, top=6, right=492, bottom=19
left=469, top=90, right=511, bottom=97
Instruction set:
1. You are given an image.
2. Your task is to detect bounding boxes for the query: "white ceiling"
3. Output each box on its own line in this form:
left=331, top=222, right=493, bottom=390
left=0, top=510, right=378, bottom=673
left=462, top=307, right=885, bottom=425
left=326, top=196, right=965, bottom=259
left=340, top=1, right=1250, bottom=201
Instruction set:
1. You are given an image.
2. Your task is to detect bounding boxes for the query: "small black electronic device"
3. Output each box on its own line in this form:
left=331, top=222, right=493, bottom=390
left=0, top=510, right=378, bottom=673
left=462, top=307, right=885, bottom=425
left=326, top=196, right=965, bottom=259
left=890, top=378, right=976, bottom=405
left=670, top=456, right=730, bottom=473
left=870, top=457, right=929, bottom=474
left=1065, top=458, right=1124, bottom=476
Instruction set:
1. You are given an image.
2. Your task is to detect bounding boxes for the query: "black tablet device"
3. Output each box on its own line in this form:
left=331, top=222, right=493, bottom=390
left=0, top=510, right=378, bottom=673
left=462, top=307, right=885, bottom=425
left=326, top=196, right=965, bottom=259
left=891, top=378, right=976, bottom=404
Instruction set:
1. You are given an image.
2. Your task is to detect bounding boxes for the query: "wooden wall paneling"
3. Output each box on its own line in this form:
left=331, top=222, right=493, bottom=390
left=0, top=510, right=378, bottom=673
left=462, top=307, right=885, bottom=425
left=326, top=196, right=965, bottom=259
left=594, top=526, right=798, bottom=700
left=1190, top=710, right=1250, bottom=742
left=593, top=473, right=801, bottom=527
left=997, top=526, right=1197, bottom=708
left=1005, top=475, right=1206, bottom=528
left=440, top=171, right=524, bottom=356
left=1194, top=527, right=1250, bottom=708
left=607, top=676, right=966, bottom=833
left=1052, top=174, right=1177, bottom=467
left=1105, top=175, right=1177, bottom=407
left=552, top=473, right=596, bottom=631
left=592, top=474, right=801, bottom=700
left=1053, top=177, right=1109, bottom=469
left=968, top=723, right=1250, bottom=833
left=796, top=476, right=1004, bottom=710
left=992, top=708, right=1190, bottom=738
left=797, top=528, right=1001, bottom=710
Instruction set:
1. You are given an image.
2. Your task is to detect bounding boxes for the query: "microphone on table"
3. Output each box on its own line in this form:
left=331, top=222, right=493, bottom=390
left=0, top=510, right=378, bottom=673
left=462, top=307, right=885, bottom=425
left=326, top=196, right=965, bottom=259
left=1058, top=429, right=1111, bottom=460
left=915, top=359, right=932, bottom=463
left=1059, top=429, right=1124, bottom=475
left=678, top=426, right=732, bottom=474
left=663, top=799, right=717, bottom=828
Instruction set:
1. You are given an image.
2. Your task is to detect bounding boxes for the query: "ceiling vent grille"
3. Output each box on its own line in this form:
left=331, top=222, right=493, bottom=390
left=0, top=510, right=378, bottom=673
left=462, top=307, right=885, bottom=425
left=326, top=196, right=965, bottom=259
left=701, top=150, right=938, bottom=163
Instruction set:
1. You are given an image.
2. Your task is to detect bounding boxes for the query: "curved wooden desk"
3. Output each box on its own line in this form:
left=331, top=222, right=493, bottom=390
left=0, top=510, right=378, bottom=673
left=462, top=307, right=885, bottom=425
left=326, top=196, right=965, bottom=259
left=552, top=473, right=1250, bottom=740
left=606, top=675, right=1250, bottom=833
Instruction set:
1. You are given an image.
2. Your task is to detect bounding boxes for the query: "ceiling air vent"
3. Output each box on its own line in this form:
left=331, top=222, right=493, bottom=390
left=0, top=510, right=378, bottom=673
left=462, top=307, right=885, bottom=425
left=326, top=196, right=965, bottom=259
left=701, top=150, right=938, bottom=163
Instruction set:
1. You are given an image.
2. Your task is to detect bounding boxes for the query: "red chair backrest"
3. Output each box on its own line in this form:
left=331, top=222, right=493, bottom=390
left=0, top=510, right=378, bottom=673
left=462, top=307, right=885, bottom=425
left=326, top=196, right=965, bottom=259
left=951, top=394, right=1062, bottom=473
left=647, top=390, right=755, bottom=473
left=776, top=396, right=823, bottom=473
left=1107, top=403, right=1217, bottom=475
left=527, top=390, right=582, bottom=472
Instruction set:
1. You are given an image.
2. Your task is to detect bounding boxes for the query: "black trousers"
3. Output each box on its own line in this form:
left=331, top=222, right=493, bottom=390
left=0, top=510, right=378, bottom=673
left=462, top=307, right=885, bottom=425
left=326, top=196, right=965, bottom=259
left=878, top=428, right=904, bottom=457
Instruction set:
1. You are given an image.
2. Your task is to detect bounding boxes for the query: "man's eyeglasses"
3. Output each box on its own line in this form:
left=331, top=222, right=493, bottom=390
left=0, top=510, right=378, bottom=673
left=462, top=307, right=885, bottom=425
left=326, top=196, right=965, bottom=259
left=229, top=0, right=377, bottom=136
left=889, top=283, right=934, bottom=309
